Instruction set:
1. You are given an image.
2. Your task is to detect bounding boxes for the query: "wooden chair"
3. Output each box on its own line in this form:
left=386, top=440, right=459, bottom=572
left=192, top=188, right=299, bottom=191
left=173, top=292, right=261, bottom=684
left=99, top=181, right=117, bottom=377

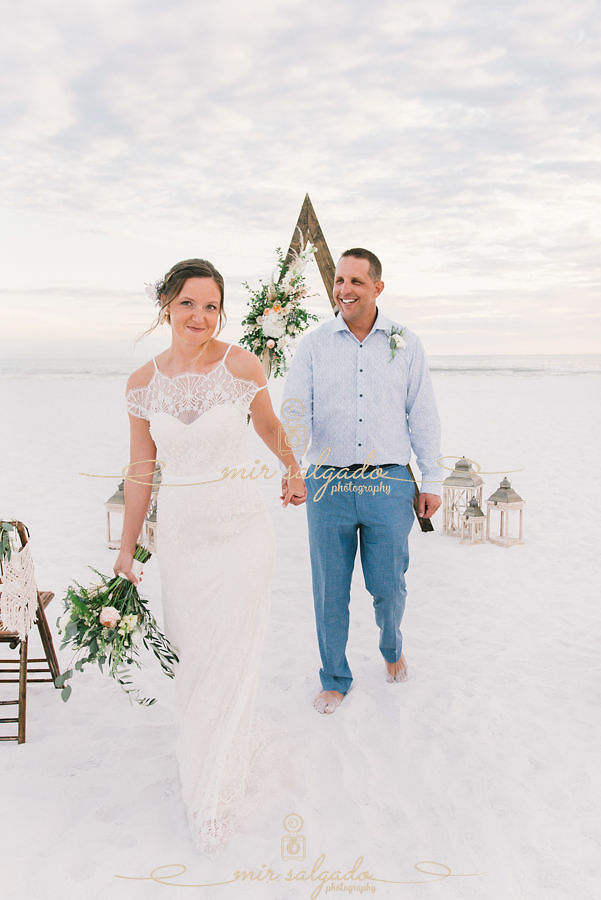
left=0, top=521, right=61, bottom=744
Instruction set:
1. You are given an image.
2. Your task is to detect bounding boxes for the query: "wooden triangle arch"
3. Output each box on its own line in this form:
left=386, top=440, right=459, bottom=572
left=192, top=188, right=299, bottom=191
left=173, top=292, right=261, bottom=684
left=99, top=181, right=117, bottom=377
left=280, top=194, right=433, bottom=532
left=283, top=194, right=337, bottom=313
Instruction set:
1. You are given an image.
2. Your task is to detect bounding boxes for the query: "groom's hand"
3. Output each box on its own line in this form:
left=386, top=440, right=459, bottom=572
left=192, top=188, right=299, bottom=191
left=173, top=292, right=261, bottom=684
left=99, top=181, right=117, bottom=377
left=281, top=475, right=307, bottom=507
left=418, top=492, right=442, bottom=519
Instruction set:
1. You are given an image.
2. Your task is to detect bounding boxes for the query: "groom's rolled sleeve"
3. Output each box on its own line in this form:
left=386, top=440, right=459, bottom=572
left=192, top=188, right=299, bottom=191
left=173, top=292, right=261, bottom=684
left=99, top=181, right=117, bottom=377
left=280, top=335, right=314, bottom=467
left=405, top=335, right=443, bottom=495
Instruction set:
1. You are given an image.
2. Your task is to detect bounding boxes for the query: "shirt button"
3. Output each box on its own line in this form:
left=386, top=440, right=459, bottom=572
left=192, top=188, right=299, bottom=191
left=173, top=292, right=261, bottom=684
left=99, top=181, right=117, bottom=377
left=359, top=393, right=363, bottom=397
left=359, top=344, right=363, bottom=348
left=358, top=443, right=362, bottom=447
left=359, top=368, right=363, bottom=372
left=359, top=418, right=363, bottom=422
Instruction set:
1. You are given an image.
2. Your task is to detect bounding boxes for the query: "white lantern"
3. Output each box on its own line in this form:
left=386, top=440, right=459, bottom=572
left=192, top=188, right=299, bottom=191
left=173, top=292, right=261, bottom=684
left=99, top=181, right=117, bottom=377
left=144, top=500, right=158, bottom=553
left=105, top=464, right=162, bottom=550
left=442, top=457, right=483, bottom=536
left=486, top=477, right=525, bottom=547
left=460, top=498, right=486, bottom=544
left=105, top=480, right=125, bottom=549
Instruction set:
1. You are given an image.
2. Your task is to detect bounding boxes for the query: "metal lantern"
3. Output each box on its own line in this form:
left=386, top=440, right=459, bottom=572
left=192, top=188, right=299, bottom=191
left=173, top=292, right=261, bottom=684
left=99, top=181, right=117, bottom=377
left=442, top=457, right=484, bottom=536
left=486, top=477, right=525, bottom=547
left=460, top=497, right=486, bottom=544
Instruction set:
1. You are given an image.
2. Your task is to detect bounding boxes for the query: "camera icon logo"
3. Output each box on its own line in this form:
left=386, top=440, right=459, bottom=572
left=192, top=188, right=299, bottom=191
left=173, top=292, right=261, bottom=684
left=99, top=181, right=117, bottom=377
left=279, top=399, right=308, bottom=454
left=281, top=813, right=305, bottom=860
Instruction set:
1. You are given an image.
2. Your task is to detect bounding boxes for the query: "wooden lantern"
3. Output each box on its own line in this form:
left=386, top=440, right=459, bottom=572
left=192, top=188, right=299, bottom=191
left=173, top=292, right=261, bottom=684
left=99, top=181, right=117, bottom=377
left=144, top=500, right=158, bottom=554
left=460, top=498, right=486, bottom=544
left=442, top=457, right=483, bottom=536
left=486, top=477, right=525, bottom=547
left=105, top=464, right=162, bottom=550
left=105, top=480, right=125, bottom=549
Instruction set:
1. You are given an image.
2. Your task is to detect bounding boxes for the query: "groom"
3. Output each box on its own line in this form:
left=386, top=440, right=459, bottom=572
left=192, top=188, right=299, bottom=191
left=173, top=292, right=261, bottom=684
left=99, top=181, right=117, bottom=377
left=281, top=248, right=442, bottom=714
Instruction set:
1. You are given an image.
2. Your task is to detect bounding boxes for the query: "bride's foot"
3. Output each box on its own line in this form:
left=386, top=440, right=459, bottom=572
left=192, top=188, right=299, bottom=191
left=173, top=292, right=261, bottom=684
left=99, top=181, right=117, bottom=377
left=313, top=690, right=344, bottom=714
left=385, top=652, right=408, bottom=683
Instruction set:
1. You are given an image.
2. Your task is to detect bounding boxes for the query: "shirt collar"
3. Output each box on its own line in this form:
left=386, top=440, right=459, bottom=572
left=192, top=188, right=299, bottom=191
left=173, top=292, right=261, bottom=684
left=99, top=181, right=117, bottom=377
left=333, top=307, right=395, bottom=336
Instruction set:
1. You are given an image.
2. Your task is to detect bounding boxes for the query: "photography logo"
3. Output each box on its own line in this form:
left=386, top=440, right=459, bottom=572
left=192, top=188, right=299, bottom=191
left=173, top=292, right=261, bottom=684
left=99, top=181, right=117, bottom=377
left=281, top=813, right=306, bottom=861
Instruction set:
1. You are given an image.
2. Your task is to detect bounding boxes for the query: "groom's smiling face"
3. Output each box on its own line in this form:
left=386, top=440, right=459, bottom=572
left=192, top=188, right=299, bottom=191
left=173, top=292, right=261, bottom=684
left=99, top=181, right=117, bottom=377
left=333, top=256, right=384, bottom=333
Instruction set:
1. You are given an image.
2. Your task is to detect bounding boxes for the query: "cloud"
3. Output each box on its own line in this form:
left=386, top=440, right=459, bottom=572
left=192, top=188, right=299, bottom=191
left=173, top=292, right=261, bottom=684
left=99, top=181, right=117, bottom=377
left=1, top=0, right=600, bottom=354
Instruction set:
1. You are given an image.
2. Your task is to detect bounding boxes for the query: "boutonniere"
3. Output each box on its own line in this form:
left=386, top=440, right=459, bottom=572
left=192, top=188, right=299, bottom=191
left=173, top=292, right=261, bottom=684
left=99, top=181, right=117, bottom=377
left=386, top=326, right=406, bottom=360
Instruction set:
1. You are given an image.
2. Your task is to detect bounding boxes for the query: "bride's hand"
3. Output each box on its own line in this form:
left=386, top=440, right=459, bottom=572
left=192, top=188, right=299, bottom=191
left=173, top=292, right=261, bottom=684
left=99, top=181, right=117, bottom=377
left=113, top=549, right=140, bottom=585
left=280, top=473, right=307, bottom=507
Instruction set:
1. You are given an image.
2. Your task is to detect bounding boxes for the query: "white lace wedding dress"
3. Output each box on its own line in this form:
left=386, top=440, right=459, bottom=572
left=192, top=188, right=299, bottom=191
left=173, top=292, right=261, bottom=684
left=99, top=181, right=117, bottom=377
left=126, top=344, right=275, bottom=851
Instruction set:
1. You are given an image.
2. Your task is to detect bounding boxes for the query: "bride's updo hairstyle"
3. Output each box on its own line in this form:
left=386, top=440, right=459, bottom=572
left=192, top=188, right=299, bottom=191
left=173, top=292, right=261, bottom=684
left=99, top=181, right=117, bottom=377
left=147, top=258, right=226, bottom=336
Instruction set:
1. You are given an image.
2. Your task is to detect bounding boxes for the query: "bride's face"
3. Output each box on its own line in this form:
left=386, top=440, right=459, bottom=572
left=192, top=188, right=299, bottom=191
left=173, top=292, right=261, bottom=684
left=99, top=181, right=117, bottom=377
left=169, top=277, right=222, bottom=345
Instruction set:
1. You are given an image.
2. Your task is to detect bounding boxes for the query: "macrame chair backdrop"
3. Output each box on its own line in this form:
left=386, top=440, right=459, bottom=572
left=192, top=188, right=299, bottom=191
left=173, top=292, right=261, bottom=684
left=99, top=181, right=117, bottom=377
left=0, top=526, right=38, bottom=638
left=0, top=521, right=60, bottom=743
left=277, top=194, right=433, bottom=533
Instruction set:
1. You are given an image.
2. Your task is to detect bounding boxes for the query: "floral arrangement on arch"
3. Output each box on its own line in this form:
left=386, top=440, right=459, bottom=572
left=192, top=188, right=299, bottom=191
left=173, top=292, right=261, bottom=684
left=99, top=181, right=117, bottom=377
left=240, top=241, right=319, bottom=377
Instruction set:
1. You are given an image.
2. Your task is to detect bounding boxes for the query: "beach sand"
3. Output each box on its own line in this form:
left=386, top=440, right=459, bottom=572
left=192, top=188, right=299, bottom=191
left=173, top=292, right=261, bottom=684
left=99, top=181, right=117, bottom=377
left=1, top=369, right=599, bottom=899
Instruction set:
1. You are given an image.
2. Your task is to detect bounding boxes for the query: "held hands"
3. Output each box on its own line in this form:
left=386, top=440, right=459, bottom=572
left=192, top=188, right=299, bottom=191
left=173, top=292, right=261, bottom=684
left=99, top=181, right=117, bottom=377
left=418, top=493, right=442, bottom=519
left=113, top=549, right=141, bottom=585
left=280, top=471, right=307, bottom=507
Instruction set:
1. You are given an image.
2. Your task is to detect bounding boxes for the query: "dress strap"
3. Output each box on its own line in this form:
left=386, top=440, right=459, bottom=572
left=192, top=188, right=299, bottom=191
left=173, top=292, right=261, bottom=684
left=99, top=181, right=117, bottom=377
left=152, top=357, right=159, bottom=372
left=222, top=343, right=233, bottom=363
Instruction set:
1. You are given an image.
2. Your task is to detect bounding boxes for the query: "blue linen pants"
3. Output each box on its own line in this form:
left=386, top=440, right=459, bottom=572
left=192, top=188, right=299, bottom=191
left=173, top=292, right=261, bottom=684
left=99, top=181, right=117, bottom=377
left=305, top=464, right=415, bottom=694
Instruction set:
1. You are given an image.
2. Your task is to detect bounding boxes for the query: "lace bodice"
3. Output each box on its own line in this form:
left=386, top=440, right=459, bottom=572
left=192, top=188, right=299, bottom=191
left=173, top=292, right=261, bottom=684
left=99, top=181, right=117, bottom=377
left=126, top=347, right=263, bottom=425
left=125, top=347, right=265, bottom=479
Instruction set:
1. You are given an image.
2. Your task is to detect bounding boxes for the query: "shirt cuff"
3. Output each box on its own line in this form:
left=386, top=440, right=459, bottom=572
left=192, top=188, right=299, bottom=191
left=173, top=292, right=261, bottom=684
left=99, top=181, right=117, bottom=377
left=419, top=464, right=444, bottom=495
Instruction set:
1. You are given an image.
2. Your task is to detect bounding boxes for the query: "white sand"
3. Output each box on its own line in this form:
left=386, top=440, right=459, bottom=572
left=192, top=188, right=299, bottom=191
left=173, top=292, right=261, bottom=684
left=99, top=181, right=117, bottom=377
left=1, top=369, right=599, bottom=900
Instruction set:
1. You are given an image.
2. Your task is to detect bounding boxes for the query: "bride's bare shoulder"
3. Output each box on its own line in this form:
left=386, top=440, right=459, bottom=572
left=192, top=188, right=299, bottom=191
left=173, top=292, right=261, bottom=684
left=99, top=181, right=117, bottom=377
left=224, top=344, right=265, bottom=384
left=126, top=360, right=156, bottom=392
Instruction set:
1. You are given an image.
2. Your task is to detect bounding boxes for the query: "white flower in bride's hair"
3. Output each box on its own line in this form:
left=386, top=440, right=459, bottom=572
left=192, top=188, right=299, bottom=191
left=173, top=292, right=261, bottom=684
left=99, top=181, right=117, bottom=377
left=144, top=279, right=163, bottom=305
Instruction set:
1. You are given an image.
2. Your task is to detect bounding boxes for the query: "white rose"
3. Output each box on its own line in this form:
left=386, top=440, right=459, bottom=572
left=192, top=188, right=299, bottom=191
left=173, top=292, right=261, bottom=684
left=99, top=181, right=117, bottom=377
left=392, top=333, right=406, bottom=349
left=99, top=606, right=121, bottom=628
left=262, top=314, right=286, bottom=339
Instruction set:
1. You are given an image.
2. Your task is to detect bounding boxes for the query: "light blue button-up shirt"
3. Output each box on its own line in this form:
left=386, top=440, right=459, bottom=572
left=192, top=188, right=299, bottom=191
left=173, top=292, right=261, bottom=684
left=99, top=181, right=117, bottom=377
left=281, top=309, right=442, bottom=494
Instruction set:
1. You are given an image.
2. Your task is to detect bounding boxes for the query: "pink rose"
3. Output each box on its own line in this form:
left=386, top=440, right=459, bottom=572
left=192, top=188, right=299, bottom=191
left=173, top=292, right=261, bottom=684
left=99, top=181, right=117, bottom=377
left=266, top=339, right=275, bottom=348
left=99, top=606, right=121, bottom=628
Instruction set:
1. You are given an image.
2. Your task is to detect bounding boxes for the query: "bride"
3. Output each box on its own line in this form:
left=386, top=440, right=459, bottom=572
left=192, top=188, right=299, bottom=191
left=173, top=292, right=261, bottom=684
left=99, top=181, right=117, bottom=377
left=113, top=258, right=306, bottom=850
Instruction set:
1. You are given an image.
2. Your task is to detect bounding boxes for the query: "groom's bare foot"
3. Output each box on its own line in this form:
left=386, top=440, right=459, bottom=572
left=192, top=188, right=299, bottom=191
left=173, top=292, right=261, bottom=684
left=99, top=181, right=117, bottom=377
left=313, top=690, right=344, bottom=714
left=386, top=652, right=408, bottom=683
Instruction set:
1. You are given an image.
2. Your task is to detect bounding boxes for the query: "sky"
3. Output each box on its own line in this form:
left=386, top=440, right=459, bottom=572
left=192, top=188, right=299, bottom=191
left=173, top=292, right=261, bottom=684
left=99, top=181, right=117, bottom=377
left=1, top=0, right=600, bottom=359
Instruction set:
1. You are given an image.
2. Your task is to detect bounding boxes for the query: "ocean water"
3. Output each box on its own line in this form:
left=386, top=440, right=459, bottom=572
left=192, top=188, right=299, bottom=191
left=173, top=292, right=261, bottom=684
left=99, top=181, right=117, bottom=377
left=1, top=354, right=600, bottom=379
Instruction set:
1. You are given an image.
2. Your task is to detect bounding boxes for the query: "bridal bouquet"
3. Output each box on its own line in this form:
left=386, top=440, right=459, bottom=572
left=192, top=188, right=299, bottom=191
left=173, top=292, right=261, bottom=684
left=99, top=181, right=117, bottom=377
left=0, top=520, right=16, bottom=564
left=240, top=241, right=319, bottom=377
left=55, top=545, right=179, bottom=706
